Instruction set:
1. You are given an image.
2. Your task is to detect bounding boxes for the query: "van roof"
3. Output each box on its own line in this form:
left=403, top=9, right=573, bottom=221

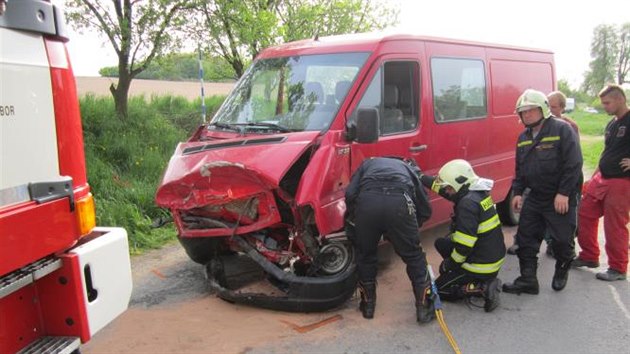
left=257, top=31, right=553, bottom=59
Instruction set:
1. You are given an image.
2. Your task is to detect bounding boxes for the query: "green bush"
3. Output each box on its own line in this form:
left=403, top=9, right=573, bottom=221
left=79, top=94, right=225, bottom=253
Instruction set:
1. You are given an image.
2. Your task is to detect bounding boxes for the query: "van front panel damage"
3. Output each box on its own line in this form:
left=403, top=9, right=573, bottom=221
left=155, top=131, right=356, bottom=312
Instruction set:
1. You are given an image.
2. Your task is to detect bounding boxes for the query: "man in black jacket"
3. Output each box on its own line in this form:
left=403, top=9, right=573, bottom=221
left=345, top=157, right=433, bottom=323
left=503, top=89, right=583, bottom=295
left=421, top=159, right=505, bottom=312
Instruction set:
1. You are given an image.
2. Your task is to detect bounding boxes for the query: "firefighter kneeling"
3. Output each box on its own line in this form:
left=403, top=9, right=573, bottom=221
left=421, top=159, right=506, bottom=312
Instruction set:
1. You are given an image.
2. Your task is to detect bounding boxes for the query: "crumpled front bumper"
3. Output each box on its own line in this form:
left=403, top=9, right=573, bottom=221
left=207, top=235, right=357, bottom=313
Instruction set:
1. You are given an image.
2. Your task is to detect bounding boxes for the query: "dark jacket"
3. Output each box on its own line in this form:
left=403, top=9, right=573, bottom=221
left=345, top=157, right=431, bottom=226
left=599, top=111, right=630, bottom=178
left=512, top=117, right=583, bottom=200
left=449, top=191, right=506, bottom=274
left=421, top=175, right=506, bottom=275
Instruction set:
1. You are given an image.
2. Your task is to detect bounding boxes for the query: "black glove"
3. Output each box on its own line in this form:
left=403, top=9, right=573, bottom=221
left=439, top=258, right=459, bottom=274
left=344, top=210, right=356, bottom=244
left=344, top=219, right=356, bottom=244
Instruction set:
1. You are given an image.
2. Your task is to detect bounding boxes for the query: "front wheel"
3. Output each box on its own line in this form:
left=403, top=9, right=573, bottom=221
left=315, top=241, right=355, bottom=275
left=497, top=189, right=520, bottom=226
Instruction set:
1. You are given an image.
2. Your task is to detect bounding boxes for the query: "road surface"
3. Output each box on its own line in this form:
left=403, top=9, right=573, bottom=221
left=83, top=223, right=630, bottom=354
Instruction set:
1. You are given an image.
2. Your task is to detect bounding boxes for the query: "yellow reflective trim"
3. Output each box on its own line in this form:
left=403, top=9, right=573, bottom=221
left=541, top=136, right=560, bottom=142
left=462, top=258, right=505, bottom=274
left=480, top=196, right=494, bottom=211
left=517, top=140, right=533, bottom=147
left=453, top=231, right=477, bottom=247
left=431, top=180, right=441, bottom=193
left=477, top=214, right=501, bottom=234
left=451, top=249, right=466, bottom=263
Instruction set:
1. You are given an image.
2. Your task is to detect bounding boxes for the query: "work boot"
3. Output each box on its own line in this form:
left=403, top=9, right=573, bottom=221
left=358, top=281, right=376, bottom=319
left=595, top=269, right=627, bottom=281
left=503, top=266, right=539, bottom=295
left=571, top=257, right=599, bottom=268
left=413, top=281, right=435, bottom=324
left=483, top=278, right=501, bottom=312
left=552, top=260, right=571, bottom=291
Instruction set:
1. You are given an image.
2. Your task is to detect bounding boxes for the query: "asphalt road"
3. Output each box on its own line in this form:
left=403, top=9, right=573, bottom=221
left=83, top=223, right=630, bottom=354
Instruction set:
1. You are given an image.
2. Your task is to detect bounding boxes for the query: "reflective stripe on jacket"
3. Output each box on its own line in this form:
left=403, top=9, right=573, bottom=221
left=512, top=117, right=583, bottom=200
left=449, top=191, right=506, bottom=275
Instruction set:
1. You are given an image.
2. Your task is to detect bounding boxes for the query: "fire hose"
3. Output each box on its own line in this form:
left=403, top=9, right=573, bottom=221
left=428, top=266, right=462, bottom=354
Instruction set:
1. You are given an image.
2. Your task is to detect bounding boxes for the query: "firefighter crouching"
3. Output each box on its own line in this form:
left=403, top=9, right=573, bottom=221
left=344, top=157, right=434, bottom=323
left=420, top=159, right=505, bottom=312
left=503, top=89, right=583, bottom=294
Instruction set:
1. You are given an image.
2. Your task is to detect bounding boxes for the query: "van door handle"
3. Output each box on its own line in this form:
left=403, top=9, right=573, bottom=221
left=409, top=144, right=428, bottom=152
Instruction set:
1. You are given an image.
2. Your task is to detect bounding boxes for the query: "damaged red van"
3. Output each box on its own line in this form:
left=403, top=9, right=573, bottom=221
left=155, top=33, right=555, bottom=312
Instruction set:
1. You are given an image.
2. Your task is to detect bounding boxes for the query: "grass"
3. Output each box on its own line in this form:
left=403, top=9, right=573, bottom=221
left=569, top=110, right=610, bottom=172
left=80, top=94, right=225, bottom=254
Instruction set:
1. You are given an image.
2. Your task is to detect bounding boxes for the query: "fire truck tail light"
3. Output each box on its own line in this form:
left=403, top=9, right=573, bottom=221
left=76, top=193, right=96, bottom=236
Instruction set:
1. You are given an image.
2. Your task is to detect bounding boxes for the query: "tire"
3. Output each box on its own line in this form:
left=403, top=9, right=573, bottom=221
left=497, top=189, right=520, bottom=226
left=178, top=236, right=229, bottom=264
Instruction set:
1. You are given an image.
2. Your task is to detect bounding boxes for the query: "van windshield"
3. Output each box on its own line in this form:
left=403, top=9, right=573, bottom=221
left=211, top=52, right=369, bottom=132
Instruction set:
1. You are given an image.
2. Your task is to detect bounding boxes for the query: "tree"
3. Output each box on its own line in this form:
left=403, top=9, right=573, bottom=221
left=279, top=0, right=398, bottom=42
left=557, top=79, right=574, bottom=97
left=190, top=0, right=399, bottom=78
left=582, top=23, right=630, bottom=96
left=617, top=23, right=630, bottom=85
left=66, top=0, right=191, bottom=119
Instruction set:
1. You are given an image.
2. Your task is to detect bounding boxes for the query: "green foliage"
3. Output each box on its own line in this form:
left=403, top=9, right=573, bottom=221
left=571, top=110, right=609, bottom=172
left=80, top=94, right=225, bottom=252
left=99, top=52, right=237, bottom=81
left=191, top=0, right=399, bottom=77
left=581, top=138, right=605, bottom=174
left=280, top=0, right=399, bottom=42
left=570, top=110, right=611, bottom=135
left=66, top=0, right=193, bottom=119
left=582, top=23, right=630, bottom=95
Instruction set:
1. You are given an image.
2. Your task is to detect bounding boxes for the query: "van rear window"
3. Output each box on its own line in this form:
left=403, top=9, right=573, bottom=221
left=431, top=58, right=487, bottom=122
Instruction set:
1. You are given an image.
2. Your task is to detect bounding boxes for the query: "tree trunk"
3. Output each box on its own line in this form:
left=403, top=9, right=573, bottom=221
left=110, top=67, right=132, bottom=120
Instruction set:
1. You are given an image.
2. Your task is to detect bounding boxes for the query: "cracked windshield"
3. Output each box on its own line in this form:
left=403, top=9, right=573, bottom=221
left=211, top=52, right=369, bottom=132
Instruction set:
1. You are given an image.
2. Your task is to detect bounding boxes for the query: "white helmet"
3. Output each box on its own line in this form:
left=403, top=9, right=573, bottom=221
left=436, top=159, right=479, bottom=192
left=515, top=89, right=551, bottom=118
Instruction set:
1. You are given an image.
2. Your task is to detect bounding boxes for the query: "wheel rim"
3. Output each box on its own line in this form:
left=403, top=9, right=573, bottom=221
left=318, top=242, right=352, bottom=275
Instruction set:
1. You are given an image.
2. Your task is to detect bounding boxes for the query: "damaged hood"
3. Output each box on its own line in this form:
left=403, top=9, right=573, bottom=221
left=156, top=131, right=320, bottom=209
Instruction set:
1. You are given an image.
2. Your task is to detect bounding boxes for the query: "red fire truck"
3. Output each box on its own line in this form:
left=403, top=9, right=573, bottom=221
left=0, top=1, right=132, bottom=352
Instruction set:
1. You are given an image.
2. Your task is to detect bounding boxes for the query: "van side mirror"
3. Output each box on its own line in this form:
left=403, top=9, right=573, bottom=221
left=355, top=108, right=379, bottom=144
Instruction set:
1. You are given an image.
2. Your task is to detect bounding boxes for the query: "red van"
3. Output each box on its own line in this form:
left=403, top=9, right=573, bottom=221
left=156, top=33, right=555, bottom=312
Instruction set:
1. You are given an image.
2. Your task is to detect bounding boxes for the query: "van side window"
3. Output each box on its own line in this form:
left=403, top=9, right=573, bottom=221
left=349, top=61, right=419, bottom=135
left=431, top=58, right=487, bottom=122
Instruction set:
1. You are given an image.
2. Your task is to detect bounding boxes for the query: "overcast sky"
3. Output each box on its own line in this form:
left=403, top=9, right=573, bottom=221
left=66, top=0, right=629, bottom=89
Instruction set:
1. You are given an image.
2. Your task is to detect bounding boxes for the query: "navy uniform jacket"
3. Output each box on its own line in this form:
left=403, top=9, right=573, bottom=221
left=512, top=117, right=583, bottom=200
left=345, top=157, right=432, bottom=226
left=421, top=175, right=505, bottom=275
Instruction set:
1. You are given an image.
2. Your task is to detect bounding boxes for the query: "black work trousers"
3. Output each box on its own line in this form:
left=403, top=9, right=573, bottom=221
left=516, top=194, right=577, bottom=267
left=434, top=237, right=496, bottom=301
left=353, top=190, right=428, bottom=287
